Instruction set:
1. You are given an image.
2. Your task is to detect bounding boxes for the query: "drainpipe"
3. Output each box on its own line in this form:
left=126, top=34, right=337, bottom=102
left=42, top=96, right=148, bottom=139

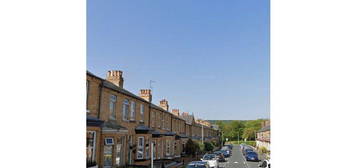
left=148, top=104, right=151, bottom=128
left=97, top=81, right=103, bottom=119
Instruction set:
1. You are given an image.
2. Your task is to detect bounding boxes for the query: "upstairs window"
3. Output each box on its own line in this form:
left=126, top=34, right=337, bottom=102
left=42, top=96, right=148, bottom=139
left=140, top=104, right=144, bottom=122
left=130, top=101, right=136, bottom=121
left=109, top=95, right=117, bottom=120
left=161, top=113, right=164, bottom=128
left=122, top=99, right=129, bottom=121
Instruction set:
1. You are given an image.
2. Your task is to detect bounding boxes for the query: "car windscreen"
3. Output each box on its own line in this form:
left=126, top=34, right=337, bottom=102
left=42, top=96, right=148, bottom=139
left=203, top=155, right=216, bottom=160
left=246, top=152, right=257, bottom=156
left=187, top=164, right=207, bottom=168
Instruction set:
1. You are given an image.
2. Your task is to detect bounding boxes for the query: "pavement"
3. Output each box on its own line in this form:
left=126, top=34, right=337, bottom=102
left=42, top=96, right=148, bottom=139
left=218, top=144, right=264, bottom=168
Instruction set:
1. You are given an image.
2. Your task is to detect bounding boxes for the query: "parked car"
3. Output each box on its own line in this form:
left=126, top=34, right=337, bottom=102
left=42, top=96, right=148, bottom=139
left=201, top=154, right=219, bottom=168
left=245, top=151, right=259, bottom=162
left=243, top=148, right=254, bottom=156
left=186, top=161, right=209, bottom=168
left=259, top=160, right=270, bottom=168
left=221, top=146, right=230, bottom=151
left=213, top=151, right=225, bottom=162
left=224, top=144, right=233, bottom=150
left=221, top=150, right=231, bottom=157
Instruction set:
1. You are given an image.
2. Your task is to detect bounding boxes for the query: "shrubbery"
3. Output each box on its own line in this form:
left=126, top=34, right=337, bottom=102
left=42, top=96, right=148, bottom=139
left=204, top=142, right=214, bottom=152
left=185, top=139, right=202, bottom=156
left=245, top=141, right=256, bottom=147
left=260, top=146, right=269, bottom=154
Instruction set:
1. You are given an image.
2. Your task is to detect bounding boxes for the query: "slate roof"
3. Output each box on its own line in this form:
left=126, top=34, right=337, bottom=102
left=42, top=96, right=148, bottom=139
left=87, top=71, right=196, bottom=124
left=258, top=125, right=270, bottom=133
left=87, top=71, right=150, bottom=103
left=87, top=115, right=104, bottom=127
left=135, top=125, right=152, bottom=131
left=180, top=114, right=194, bottom=125
left=163, top=131, right=176, bottom=136
left=102, top=120, right=128, bottom=130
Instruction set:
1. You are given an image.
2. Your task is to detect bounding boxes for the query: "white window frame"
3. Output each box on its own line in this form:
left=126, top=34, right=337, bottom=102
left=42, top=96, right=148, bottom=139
left=137, top=137, right=144, bottom=159
left=115, top=136, right=125, bottom=166
left=145, top=143, right=150, bottom=159
left=109, top=95, right=117, bottom=120
left=153, top=140, right=156, bottom=159
left=122, top=99, right=129, bottom=121
left=140, top=104, right=144, bottom=122
left=130, top=101, right=136, bottom=121
left=87, top=131, right=96, bottom=161
left=105, top=138, right=114, bottom=145
left=166, top=140, right=170, bottom=156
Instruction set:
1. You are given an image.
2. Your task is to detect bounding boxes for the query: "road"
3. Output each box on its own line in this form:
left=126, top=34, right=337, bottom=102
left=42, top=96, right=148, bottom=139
left=218, top=144, right=263, bottom=168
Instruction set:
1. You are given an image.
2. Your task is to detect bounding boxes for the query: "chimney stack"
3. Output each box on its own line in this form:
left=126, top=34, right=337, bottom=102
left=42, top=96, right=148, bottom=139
left=182, top=112, right=189, bottom=116
left=106, top=70, right=124, bottom=88
left=261, top=120, right=270, bottom=127
left=139, top=89, right=152, bottom=102
left=159, top=99, right=169, bottom=111
left=172, top=109, right=180, bottom=116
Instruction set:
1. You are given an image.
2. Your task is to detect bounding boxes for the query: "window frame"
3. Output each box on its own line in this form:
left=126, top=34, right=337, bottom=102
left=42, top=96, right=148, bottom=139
left=105, top=137, right=114, bottom=146
left=140, top=104, right=144, bottom=122
left=87, top=131, right=96, bottom=161
left=166, top=140, right=170, bottom=156
left=137, top=137, right=145, bottom=159
left=122, top=99, right=130, bottom=121
left=130, top=101, right=136, bottom=121
left=109, top=95, right=117, bottom=120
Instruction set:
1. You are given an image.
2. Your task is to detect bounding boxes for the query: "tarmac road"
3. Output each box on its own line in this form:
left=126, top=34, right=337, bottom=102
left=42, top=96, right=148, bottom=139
left=218, top=144, right=263, bottom=168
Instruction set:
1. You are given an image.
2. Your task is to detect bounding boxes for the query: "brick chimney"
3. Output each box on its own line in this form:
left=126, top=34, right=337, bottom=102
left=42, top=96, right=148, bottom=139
left=261, top=120, right=270, bottom=127
left=182, top=112, right=189, bottom=116
left=106, top=70, right=124, bottom=88
left=159, top=99, right=169, bottom=111
left=172, top=109, right=180, bottom=116
left=139, top=89, right=152, bottom=102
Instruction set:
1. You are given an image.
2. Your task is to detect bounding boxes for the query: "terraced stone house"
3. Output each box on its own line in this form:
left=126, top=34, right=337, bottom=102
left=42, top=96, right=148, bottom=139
left=86, top=70, right=220, bottom=168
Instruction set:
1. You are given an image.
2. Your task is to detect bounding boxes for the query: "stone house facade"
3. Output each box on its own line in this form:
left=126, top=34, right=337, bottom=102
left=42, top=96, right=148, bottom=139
left=86, top=70, right=220, bottom=168
left=256, top=120, right=270, bottom=151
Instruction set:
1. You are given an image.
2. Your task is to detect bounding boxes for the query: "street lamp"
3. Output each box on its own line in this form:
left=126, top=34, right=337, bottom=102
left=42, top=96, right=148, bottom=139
left=201, top=124, right=204, bottom=144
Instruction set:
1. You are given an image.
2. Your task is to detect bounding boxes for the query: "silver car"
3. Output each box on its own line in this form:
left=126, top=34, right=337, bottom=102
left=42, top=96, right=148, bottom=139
left=201, top=154, right=218, bottom=168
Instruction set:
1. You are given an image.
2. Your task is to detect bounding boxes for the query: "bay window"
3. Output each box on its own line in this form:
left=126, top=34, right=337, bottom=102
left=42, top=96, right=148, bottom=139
left=137, top=137, right=144, bottom=159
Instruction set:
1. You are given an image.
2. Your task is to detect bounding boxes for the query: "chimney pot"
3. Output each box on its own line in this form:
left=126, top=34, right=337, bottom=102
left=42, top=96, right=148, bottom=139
left=106, top=70, right=124, bottom=88
left=159, top=99, right=169, bottom=111
left=172, top=109, right=180, bottom=116
left=139, top=89, right=152, bottom=102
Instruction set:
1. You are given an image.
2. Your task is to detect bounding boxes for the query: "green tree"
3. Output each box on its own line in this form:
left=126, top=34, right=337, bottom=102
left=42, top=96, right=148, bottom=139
left=185, top=139, right=198, bottom=156
left=242, top=127, right=256, bottom=140
left=204, top=142, right=214, bottom=151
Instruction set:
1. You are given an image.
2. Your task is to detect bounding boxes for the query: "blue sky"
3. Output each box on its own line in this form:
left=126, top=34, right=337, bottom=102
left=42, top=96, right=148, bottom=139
left=87, top=0, right=270, bottom=120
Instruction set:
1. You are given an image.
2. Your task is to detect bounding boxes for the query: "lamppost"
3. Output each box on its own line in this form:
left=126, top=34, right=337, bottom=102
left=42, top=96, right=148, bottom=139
left=201, top=124, right=204, bottom=144
left=151, top=141, right=154, bottom=168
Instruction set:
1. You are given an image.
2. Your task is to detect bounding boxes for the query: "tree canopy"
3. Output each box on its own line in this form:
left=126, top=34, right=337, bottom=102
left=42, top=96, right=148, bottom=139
left=210, top=119, right=267, bottom=141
